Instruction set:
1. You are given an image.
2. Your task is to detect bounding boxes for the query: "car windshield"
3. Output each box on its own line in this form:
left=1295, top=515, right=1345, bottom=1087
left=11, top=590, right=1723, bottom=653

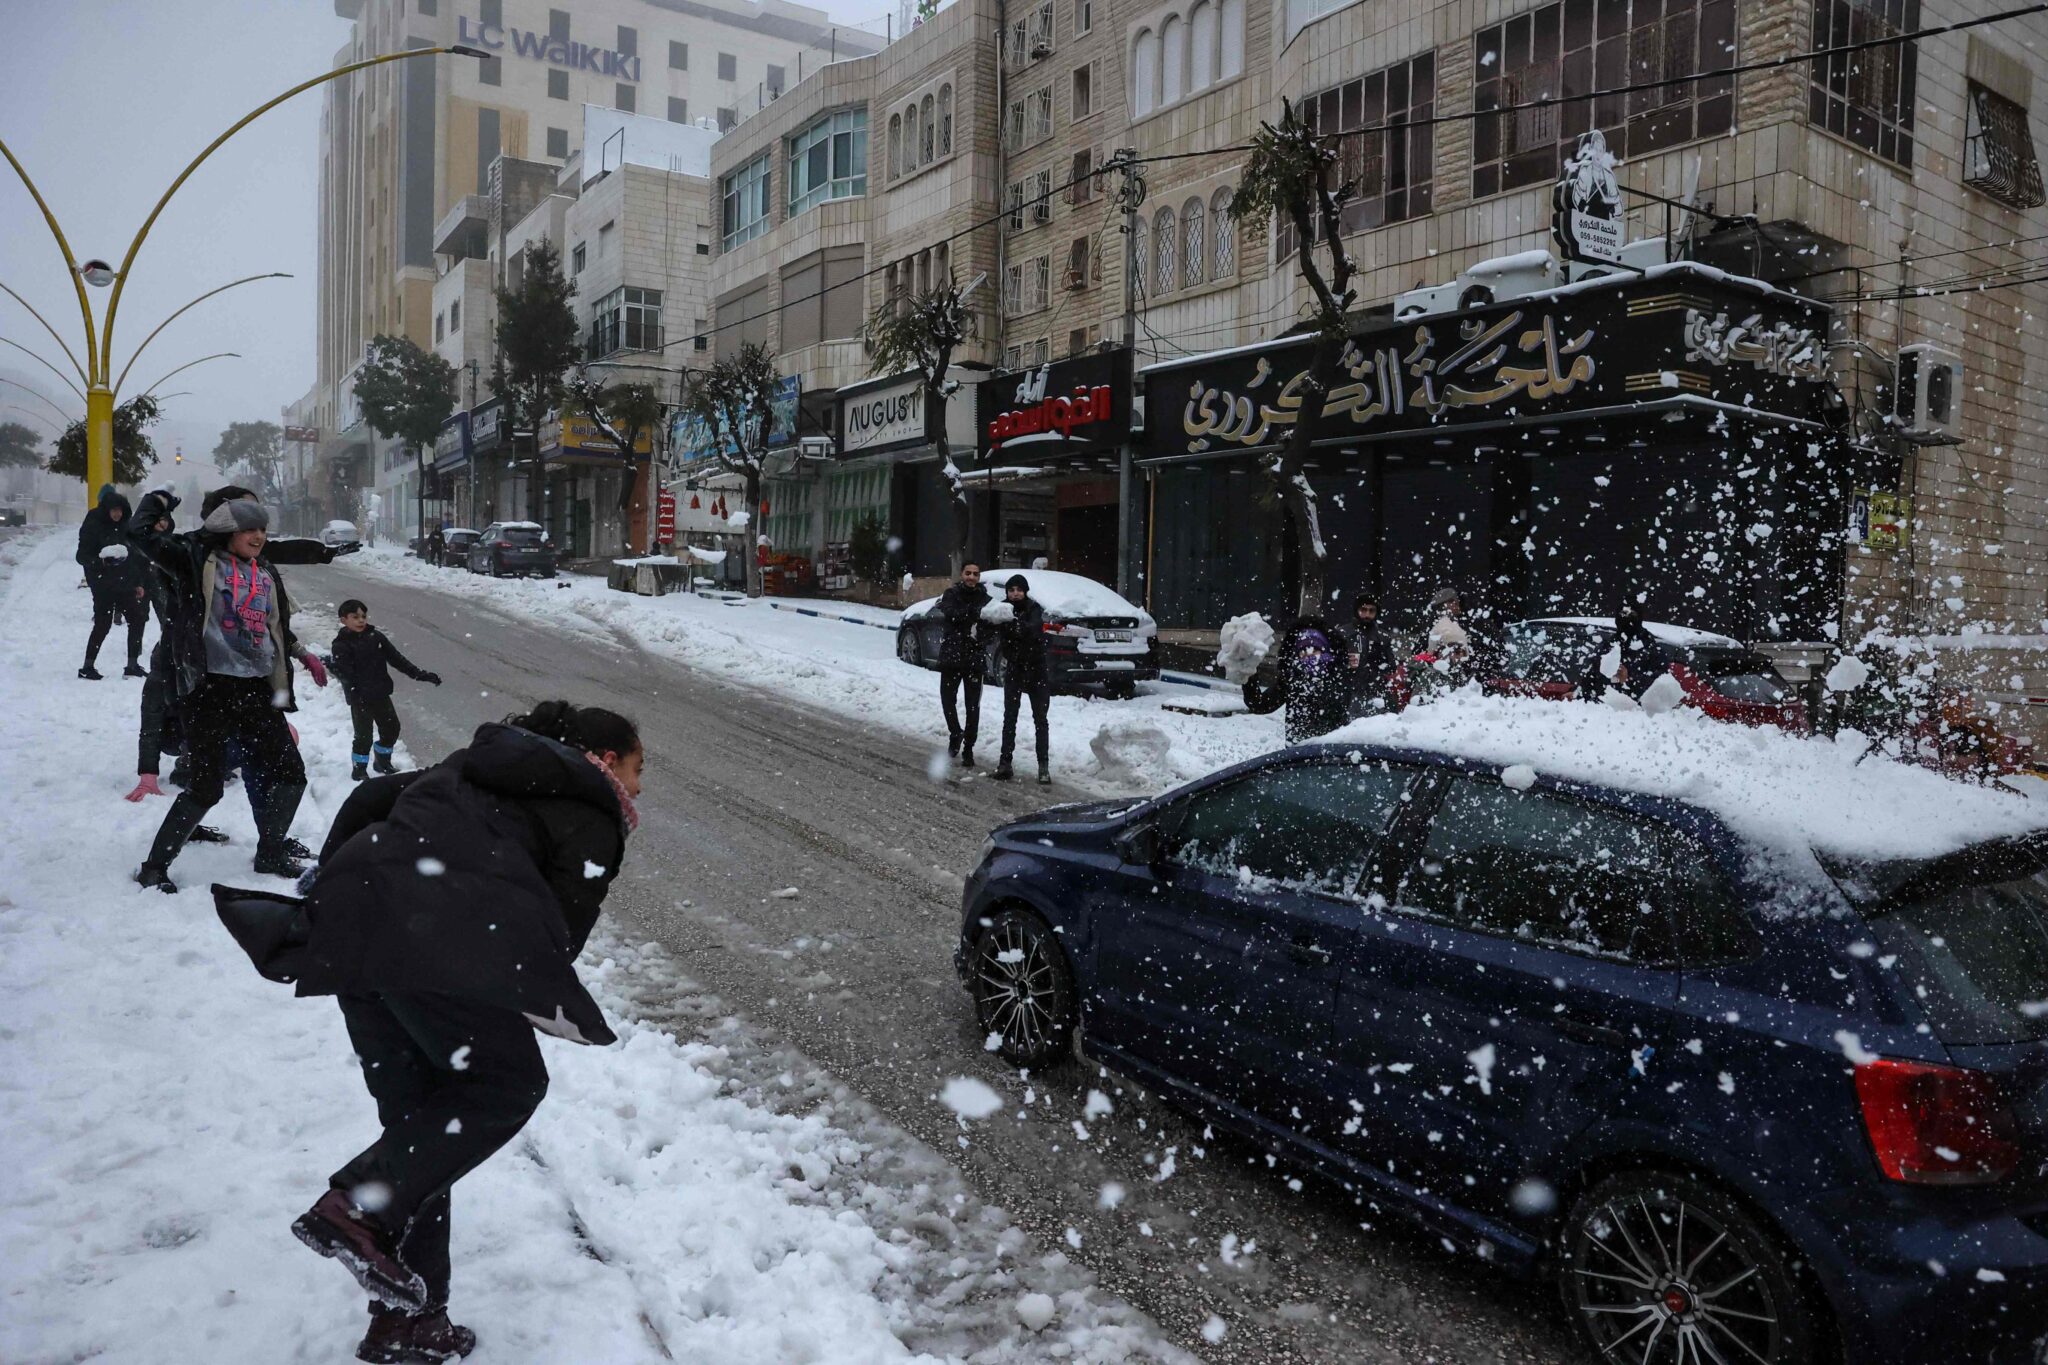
left=1686, top=647, right=1789, bottom=703
left=1501, top=624, right=1605, bottom=683
left=1831, top=839, right=2048, bottom=1045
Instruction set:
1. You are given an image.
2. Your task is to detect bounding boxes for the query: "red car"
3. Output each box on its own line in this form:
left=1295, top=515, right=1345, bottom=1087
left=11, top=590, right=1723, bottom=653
left=1487, top=617, right=1809, bottom=730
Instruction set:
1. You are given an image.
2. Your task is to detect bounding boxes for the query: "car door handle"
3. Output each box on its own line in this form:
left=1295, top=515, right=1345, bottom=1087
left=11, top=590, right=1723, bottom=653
left=1554, top=1015, right=1628, bottom=1047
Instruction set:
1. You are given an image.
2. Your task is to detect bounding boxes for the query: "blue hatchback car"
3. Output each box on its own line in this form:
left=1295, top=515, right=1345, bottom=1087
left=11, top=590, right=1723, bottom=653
left=957, top=742, right=2048, bottom=1365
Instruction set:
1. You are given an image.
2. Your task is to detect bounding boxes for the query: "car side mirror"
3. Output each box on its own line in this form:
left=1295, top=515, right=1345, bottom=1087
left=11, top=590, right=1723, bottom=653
left=1119, top=823, right=1165, bottom=869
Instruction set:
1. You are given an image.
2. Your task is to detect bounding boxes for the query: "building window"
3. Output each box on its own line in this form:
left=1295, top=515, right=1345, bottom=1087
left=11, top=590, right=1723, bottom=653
left=1161, top=17, right=1186, bottom=104
left=571, top=242, right=587, bottom=274
left=418, top=0, right=437, bottom=13
left=590, top=286, right=663, bottom=358
left=669, top=96, right=689, bottom=123
left=548, top=8, right=569, bottom=42
left=1076, top=0, right=1093, bottom=35
left=921, top=94, right=936, bottom=162
left=616, top=83, right=636, bottom=113
left=767, top=64, right=786, bottom=96
left=721, top=153, right=773, bottom=249
left=449, top=300, right=461, bottom=330
left=1153, top=206, right=1176, bottom=291
left=547, top=126, right=569, bottom=159
left=548, top=68, right=568, bottom=101
left=1963, top=83, right=2045, bottom=208
left=1182, top=197, right=1205, bottom=287
left=479, top=55, right=501, bottom=86
left=1220, top=0, right=1244, bottom=77
left=1132, top=216, right=1147, bottom=293
left=617, top=25, right=637, bottom=56
left=938, top=84, right=953, bottom=155
left=1073, top=62, right=1094, bottom=119
left=1031, top=169, right=1053, bottom=223
left=1189, top=2, right=1218, bottom=90
left=1211, top=187, right=1235, bottom=277
left=1066, top=237, right=1092, bottom=289
left=694, top=321, right=708, bottom=352
left=480, top=0, right=500, bottom=26
left=1007, top=0, right=1055, bottom=64
left=1474, top=0, right=1734, bottom=199
left=670, top=40, right=689, bottom=70
left=787, top=108, right=869, bottom=216
left=1069, top=147, right=1095, bottom=203
left=1289, top=52, right=1436, bottom=256
left=1004, top=255, right=1051, bottom=314
left=1006, top=86, right=1053, bottom=148
left=436, top=312, right=446, bottom=343
left=599, top=221, right=615, bottom=257
left=888, top=114, right=901, bottom=178
left=718, top=52, right=738, bottom=81
left=1809, top=0, right=1917, bottom=167
left=1133, top=30, right=1158, bottom=116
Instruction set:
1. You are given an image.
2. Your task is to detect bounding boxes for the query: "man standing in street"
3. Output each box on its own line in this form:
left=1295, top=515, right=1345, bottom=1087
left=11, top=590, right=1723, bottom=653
left=990, top=574, right=1053, bottom=784
left=1347, top=591, right=1397, bottom=715
left=933, top=563, right=989, bottom=767
left=76, top=483, right=148, bottom=680
left=426, top=522, right=445, bottom=567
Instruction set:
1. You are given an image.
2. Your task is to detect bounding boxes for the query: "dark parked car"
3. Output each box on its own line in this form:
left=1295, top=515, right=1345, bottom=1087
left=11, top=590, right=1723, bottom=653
left=1492, top=617, right=1808, bottom=730
left=958, top=743, right=2048, bottom=1364
left=897, top=568, right=1159, bottom=699
left=467, top=521, right=556, bottom=578
left=441, top=527, right=480, bottom=567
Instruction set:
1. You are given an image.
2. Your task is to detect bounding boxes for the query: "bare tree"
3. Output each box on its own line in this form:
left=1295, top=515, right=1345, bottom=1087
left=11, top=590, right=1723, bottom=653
left=864, top=281, right=976, bottom=574
left=678, top=343, right=783, bottom=597
left=1228, top=98, right=1356, bottom=616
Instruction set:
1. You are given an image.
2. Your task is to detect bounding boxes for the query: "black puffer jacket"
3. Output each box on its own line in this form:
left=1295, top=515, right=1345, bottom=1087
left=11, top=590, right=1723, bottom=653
left=76, top=484, right=137, bottom=587
left=990, top=593, right=1050, bottom=686
left=934, top=582, right=990, bottom=671
left=292, top=723, right=629, bottom=1046
left=330, top=625, right=432, bottom=704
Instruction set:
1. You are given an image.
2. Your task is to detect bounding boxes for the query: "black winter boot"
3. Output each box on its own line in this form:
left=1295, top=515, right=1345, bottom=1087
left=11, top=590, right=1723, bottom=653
left=145, top=790, right=211, bottom=873
left=992, top=759, right=1014, bottom=781
left=372, top=751, right=397, bottom=776
left=291, top=1189, right=427, bottom=1311
left=357, top=1305, right=477, bottom=1363
left=1038, top=764, right=1052, bottom=785
left=123, top=661, right=147, bottom=678
left=254, top=781, right=308, bottom=877
left=135, top=863, right=177, bottom=894
left=188, top=825, right=231, bottom=844
left=351, top=762, right=369, bottom=782
left=961, top=748, right=976, bottom=769
left=78, top=664, right=103, bottom=681
left=947, top=733, right=961, bottom=758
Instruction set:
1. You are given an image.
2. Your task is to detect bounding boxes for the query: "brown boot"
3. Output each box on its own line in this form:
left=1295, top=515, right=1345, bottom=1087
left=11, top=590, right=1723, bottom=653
left=356, top=1304, right=477, bottom=1362
left=291, top=1188, right=427, bottom=1311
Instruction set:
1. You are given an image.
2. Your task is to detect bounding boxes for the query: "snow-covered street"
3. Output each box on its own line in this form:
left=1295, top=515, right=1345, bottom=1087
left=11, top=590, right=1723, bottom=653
left=0, top=528, right=1194, bottom=1365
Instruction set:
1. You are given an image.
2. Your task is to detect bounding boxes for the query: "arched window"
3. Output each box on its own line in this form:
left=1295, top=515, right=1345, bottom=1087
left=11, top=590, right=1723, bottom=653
left=1160, top=16, right=1185, bottom=105
left=1219, top=0, right=1244, bottom=78
left=1189, top=1, right=1218, bottom=92
left=1182, top=197, right=1205, bottom=287
left=1132, top=29, right=1158, bottom=117
left=1211, top=187, right=1235, bottom=277
left=904, top=103, right=919, bottom=171
left=937, top=84, right=953, bottom=156
left=920, top=94, right=935, bottom=164
left=1153, top=206, right=1176, bottom=292
left=1132, top=217, right=1148, bottom=295
left=888, top=114, right=901, bottom=179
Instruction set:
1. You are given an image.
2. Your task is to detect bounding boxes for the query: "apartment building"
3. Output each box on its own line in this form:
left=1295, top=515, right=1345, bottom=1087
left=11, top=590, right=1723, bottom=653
left=297, top=0, right=880, bottom=542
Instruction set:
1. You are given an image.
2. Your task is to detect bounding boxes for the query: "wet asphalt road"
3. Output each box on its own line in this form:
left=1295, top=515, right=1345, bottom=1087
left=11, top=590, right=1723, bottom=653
left=298, top=558, right=1586, bottom=1365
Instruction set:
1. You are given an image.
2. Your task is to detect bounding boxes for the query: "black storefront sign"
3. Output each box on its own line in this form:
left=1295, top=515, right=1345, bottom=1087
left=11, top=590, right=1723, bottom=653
left=976, top=348, right=1133, bottom=462
left=1142, top=266, right=1831, bottom=460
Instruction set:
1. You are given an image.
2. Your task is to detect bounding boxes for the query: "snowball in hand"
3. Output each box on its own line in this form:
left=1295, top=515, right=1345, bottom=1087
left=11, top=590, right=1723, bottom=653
left=1825, top=654, right=1872, bottom=693
left=1639, top=671, right=1687, bottom=715
left=940, top=1076, right=1004, bottom=1120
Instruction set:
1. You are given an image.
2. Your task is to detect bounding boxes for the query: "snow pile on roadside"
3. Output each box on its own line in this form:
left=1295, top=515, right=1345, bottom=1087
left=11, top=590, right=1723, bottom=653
left=1334, top=690, right=2048, bottom=861
left=344, top=548, right=1280, bottom=797
left=0, top=531, right=1187, bottom=1365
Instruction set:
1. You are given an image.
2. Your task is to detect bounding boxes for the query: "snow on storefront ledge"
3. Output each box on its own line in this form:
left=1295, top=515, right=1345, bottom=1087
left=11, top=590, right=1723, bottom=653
left=1326, top=693, right=2048, bottom=864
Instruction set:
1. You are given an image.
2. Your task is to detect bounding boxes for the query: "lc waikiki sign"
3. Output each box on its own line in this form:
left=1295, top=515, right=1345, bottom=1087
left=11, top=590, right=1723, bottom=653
left=457, top=16, right=642, bottom=81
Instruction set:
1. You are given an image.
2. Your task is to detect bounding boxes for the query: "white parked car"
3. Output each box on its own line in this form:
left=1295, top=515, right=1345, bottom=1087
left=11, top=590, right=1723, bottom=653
left=897, top=568, right=1159, bottom=698
left=320, top=520, right=362, bottom=554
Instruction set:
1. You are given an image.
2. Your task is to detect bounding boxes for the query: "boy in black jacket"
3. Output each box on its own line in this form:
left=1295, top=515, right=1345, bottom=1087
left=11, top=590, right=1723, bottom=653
left=331, top=599, right=441, bottom=781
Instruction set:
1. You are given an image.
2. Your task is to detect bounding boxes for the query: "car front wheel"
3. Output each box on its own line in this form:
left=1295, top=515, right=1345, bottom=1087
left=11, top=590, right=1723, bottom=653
left=897, top=626, right=921, bottom=666
left=1558, top=1170, right=1820, bottom=1365
left=968, top=907, right=1076, bottom=1069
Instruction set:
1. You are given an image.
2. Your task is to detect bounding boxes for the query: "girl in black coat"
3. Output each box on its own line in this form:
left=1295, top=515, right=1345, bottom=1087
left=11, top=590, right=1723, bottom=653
left=285, top=701, right=642, bottom=1363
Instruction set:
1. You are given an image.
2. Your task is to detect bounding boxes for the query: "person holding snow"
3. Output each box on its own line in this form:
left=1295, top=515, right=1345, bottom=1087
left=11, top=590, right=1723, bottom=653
left=330, top=599, right=442, bottom=782
left=257, top=700, right=642, bottom=1363
left=76, top=482, right=148, bottom=680
left=1281, top=613, right=1351, bottom=743
left=1346, top=592, right=1397, bottom=716
left=988, top=574, right=1052, bottom=784
left=933, top=563, right=989, bottom=767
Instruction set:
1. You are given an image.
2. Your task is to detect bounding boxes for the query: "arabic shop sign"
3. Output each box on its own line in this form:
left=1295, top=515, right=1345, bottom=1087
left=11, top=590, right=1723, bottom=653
left=1141, top=267, right=1833, bottom=460
left=457, top=16, right=642, bottom=81
left=670, top=375, right=801, bottom=470
left=976, top=348, right=1132, bottom=460
left=1553, top=130, right=1625, bottom=266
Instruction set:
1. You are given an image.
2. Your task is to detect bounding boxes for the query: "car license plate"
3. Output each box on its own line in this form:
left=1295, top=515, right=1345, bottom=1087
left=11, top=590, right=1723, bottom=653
left=1094, top=631, right=1131, bottom=643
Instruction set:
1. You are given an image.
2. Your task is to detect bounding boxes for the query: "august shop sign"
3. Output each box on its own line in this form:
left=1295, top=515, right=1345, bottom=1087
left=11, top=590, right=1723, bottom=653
left=838, top=376, right=927, bottom=455
left=1142, top=268, right=1832, bottom=458
left=458, top=16, right=641, bottom=80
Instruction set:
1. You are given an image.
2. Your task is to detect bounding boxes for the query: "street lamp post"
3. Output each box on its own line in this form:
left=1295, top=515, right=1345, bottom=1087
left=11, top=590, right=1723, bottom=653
left=0, top=44, right=485, bottom=505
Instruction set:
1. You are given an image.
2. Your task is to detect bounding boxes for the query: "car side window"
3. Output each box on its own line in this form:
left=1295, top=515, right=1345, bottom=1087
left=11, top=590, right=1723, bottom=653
left=1164, top=760, right=1414, bottom=897
left=1396, top=781, right=1723, bottom=965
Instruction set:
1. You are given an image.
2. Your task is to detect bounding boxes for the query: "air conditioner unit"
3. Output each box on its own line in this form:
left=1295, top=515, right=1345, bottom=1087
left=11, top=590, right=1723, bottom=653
left=1893, top=342, right=1963, bottom=445
left=1393, top=251, right=1564, bottom=319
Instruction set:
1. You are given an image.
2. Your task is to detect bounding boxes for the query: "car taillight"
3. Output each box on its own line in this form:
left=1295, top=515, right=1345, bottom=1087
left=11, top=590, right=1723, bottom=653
left=1854, top=1057, right=2022, bottom=1185
left=495, top=540, right=512, bottom=548
left=1042, top=621, right=1065, bottom=633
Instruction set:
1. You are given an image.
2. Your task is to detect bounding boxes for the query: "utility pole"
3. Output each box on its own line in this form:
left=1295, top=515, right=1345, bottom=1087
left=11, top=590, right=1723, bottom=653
left=1111, top=148, right=1144, bottom=600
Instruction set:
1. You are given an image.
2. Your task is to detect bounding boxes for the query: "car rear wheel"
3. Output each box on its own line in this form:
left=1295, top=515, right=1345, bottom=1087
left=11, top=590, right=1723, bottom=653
left=491, top=556, right=506, bottom=578
left=897, top=626, right=921, bottom=666
left=1102, top=676, right=1137, bottom=701
left=968, top=908, right=1076, bottom=1070
left=1559, top=1170, right=1820, bottom=1365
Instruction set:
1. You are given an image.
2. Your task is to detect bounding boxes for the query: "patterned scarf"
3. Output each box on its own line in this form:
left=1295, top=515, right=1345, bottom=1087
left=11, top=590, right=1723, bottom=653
left=585, top=750, right=639, bottom=835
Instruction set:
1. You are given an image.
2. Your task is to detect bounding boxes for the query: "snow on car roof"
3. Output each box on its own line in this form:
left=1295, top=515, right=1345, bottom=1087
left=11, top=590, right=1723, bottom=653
left=903, top=569, right=1143, bottom=621
left=1523, top=616, right=1745, bottom=650
left=444, top=527, right=478, bottom=536
left=1328, top=695, right=2048, bottom=864
left=323, top=520, right=357, bottom=530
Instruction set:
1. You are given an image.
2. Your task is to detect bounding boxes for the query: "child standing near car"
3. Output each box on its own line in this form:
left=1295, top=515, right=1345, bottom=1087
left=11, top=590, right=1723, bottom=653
left=330, top=599, right=441, bottom=781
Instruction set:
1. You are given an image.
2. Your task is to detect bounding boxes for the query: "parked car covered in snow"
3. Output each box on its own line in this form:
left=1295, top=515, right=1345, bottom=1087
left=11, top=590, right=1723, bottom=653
left=466, top=521, right=556, bottom=578
left=957, top=703, right=2048, bottom=1365
left=1491, top=616, right=1808, bottom=730
left=897, top=569, right=1158, bottom=698
left=440, top=527, right=480, bottom=566
left=320, top=520, right=362, bottom=554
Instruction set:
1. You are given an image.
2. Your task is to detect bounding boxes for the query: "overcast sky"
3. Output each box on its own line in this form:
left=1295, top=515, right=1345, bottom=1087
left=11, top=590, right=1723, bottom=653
left=1, top=0, right=881, bottom=475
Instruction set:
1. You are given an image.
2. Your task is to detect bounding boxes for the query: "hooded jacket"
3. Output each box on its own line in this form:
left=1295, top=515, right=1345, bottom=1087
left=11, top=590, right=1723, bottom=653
left=933, top=582, right=990, bottom=671
left=289, top=723, right=629, bottom=1046
left=989, top=589, right=1050, bottom=686
left=330, top=624, right=432, bottom=704
left=76, top=484, right=137, bottom=587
